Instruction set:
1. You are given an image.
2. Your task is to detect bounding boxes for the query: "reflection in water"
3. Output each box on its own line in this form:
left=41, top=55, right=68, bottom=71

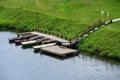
left=0, top=31, right=120, bottom=80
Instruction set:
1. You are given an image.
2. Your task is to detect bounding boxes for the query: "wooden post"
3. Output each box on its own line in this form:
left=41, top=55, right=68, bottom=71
left=65, top=36, right=67, bottom=40
left=69, top=38, right=72, bottom=43
left=37, top=29, right=39, bottom=32
left=34, top=28, right=36, bottom=31
left=94, top=23, right=96, bottom=27
left=52, top=32, right=54, bottom=35
left=28, top=28, right=31, bottom=32
left=110, top=19, right=112, bottom=23
left=46, top=30, right=48, bottom=34
left=99, top=19, right=101, bottom=24
left=30, top=28, right=32, bottom=31
left=80, top=33, right=83, bottom=38
left=76, top=33, right=78, bottom=39
left=42, top=30, right=44, bottom=33
left=48, top=31, right=51, bottom=34
left=61, top=35, right=63, bottom=38
left=32, top=28, right=35, bottom=31
left=103, top=21, right=105, bottom=25
left=39, top=29, right=41, bottom=32
left=83, top=29, right=85, bottom=33
left=41, top=29, right=43, bottom=33
left=45, top=30, right=47, bottom=34
left=56, top=33, right=59, bottom=37
left=88, top=26, right=91, bottom=31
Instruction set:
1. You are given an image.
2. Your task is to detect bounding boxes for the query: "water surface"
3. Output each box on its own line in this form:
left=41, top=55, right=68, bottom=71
left=0, top=31, right=120, bottom=80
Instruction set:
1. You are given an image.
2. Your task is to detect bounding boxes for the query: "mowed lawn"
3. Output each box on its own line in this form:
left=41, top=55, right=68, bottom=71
left=0, top=0, right=120, bottom=24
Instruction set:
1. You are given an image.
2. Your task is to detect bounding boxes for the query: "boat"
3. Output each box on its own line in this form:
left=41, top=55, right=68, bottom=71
left=33, top=43, right=56, bottom=50
left=15, top=34, right=38, bottom=45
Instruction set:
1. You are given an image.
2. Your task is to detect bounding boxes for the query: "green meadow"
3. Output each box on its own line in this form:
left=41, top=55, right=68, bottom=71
left=0, top=0, right=120, bottom=60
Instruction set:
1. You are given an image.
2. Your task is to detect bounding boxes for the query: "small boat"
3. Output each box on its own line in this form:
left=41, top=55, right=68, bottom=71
left=9, top=36, right=25, bottom=43
left=21, top=37, right=50, bottom=46
left=21, top=40, right=36, bottom=45
left=15, top=34, right=38, bottom=45
left=33, top=43, right=56, bottom=50
left=9, top=33, right=36, bottom=43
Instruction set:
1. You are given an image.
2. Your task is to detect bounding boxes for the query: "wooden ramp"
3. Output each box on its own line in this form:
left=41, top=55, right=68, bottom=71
left=41, top=45, right=78, bottom=57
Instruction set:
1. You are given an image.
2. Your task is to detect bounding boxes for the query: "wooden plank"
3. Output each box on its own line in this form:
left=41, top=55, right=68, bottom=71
left=23, top=34, right=37, bottom=39
left=29, top=36, right=44, bottom=40
left=42, top=39, right=57, bottom=44
left=41, top=45, right=78, bottom=57
left=19, top=32, right=31, bottom=36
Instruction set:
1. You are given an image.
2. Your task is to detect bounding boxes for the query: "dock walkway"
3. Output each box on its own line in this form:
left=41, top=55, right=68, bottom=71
left=31, top=32, right=70, bottom=46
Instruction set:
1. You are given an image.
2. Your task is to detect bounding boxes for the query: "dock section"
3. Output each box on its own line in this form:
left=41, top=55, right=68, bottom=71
left=41, top=45, right=78, bottom=57
left=31, top=32, right=70, bottom=46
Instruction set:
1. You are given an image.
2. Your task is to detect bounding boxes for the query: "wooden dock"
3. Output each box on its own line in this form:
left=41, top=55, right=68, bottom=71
left=31, top=32, right=70, bottom=46
left=9, top=31, right=78, bottom=58
left=41, top=45, right=78, bottom=57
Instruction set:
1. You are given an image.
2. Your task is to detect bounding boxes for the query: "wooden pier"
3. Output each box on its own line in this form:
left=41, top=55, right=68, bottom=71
left=31, top=32, right=70, bottom=46
left=9, top=31, right=78, bottom=58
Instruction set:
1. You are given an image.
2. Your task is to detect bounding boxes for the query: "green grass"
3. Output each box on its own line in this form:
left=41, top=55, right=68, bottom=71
left=78, top=21, right=120, bottom=60
left=0, top=6, right=88, bottom=39
left=0, top=0, right=120, bottom=23
left=0, top=0, right=120, bottom=38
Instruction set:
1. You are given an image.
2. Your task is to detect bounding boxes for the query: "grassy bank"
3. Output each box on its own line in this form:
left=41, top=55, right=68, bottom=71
left=0, top=5, right=88, bottom=39
left=78, top=21, right=120, bottom=60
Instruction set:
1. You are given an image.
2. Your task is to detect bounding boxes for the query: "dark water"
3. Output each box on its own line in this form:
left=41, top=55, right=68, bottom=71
left=0, top=31, right=120, bottom=80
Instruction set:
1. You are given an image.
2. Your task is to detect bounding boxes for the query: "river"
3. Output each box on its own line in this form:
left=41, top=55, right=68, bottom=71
left=0, top=31, right=120, bottom=80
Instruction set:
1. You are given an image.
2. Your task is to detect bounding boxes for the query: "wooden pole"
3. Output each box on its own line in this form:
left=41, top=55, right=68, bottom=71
left=41, top=29, right=43, bottom=33
left=56, top=33, right=59, bottom=37
left=45, top=30, right=47, bottom=34
left=61, top=35, right=63, bottom=38
left=65, top=36, right=67, bottom=40
left=49, top=31, right=51, bottom=34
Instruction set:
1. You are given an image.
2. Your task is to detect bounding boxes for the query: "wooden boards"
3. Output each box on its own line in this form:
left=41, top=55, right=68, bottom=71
left=41, top=45, right=78, bottom=57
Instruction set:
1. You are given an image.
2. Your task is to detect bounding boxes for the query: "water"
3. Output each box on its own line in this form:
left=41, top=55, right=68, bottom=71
left=0, top=31, right=120, bottom=80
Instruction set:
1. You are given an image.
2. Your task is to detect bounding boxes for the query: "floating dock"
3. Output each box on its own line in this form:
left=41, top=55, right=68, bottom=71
left=41, top=45, right=78, bottom=57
